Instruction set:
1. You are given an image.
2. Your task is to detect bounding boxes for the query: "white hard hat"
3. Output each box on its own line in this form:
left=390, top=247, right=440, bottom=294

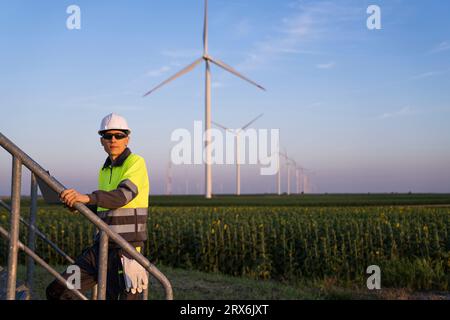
left=98, top=113, right=131, bottom=135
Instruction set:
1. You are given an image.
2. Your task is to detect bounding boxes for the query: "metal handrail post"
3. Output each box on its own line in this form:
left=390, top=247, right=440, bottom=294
left=25, top=173, right=38, bottom=294
left=91, top=227, right=98, bottom=300
left=6, top=156, right=22, bottom=300
left=97, top=231, right=108, bottom=300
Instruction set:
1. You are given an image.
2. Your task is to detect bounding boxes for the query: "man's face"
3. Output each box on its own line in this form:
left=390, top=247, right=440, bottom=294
left=100, top=130, right=129, bottom=160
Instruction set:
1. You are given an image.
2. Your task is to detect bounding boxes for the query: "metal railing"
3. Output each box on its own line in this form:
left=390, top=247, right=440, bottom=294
left=0, top=199, right=75, bottom=265
left=0, top=132, right=173, bottom=300
left=1, top=195, right=76, bottom=298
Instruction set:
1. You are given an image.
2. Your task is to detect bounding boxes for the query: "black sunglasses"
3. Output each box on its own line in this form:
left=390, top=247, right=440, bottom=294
left=101, top=133, right=128, bottom=140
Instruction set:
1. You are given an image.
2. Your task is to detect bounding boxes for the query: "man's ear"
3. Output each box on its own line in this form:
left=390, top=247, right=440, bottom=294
left=100, top=138, right=104, bottom=146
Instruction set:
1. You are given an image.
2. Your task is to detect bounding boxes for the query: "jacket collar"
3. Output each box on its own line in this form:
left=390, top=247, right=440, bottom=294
left=102, top=148, right=132, bottom=169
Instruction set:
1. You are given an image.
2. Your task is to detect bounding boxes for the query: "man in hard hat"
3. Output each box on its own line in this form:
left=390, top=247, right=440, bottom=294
left=46, top=113, right=150, bottom=300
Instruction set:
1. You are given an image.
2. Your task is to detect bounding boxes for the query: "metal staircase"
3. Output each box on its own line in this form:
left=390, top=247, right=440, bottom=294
left=0, top=132, right=173, bottom=300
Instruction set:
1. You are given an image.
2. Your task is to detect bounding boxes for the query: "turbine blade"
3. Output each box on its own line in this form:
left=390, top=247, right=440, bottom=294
left=143, top=58, right=203, bottom=97
left=240, top=113, right=264, bottom=130
left=211, top=121, right=229, bottom=131
left=207, top=56, right=266, bottom=91
left=203, top=0, right=208, bottom=54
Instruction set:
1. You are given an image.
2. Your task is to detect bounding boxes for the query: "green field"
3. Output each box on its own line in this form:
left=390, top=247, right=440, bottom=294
left=149, top=193, right=450, bottom=207
left=6, top=193, right=450, bottom=208
left=1, top=194, right=450, bottom=299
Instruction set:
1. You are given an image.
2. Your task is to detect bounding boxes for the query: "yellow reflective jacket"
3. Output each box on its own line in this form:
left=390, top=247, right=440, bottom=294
left=87, top=148, right=149, bottom=245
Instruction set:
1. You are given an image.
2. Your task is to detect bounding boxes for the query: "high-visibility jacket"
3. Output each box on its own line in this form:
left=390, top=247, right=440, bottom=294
left=87, top=148, right=149, bottom=246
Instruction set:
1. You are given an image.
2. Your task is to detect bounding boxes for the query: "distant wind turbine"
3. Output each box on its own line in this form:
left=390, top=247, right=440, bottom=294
left=290, top=159, right=299, bottom=194
left=304, top=174, right=310, bottom=193
left=143, top=0, right=265, bottom=199
left=304, top=169, right=317, bottom=193
left=166, top=160, right=173, bottom=195
left=212, top=113, right=264, bottom=196
left=291, top=161, right=307, bottom=194
left=296, top=165, right=304, bottom=194
left=279, top=150, right=292, bottom=195
left=277, top=153, right=282, bottom=195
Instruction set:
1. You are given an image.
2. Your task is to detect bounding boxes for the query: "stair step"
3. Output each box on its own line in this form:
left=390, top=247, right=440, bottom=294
left=0, top=266, right=31, bottom=300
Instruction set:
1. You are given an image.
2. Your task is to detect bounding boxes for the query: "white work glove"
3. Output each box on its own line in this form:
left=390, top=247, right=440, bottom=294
left=120, top=255, right=149, bottom=294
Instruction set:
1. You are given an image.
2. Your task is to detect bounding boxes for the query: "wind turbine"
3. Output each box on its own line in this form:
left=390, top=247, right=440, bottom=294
left=291, top=161, right=307, bottom=194
left=303, top=174, right=310, bottom=193
left=296, top=165, right=305, bottom=194
left=276, top=152, right=281, bottom=195
left=184, top=167, right=190, bottom=195
left=166, top=160, right=173, bottom=195
left=212, top=113, right=264, bottom=196
left=143, top=0, right=265, bottom=199
left=290, top=159, right=300, bottom=194
left=279, top=150, right=292, bottom=195
left=303, top=169, right=317, bottom=193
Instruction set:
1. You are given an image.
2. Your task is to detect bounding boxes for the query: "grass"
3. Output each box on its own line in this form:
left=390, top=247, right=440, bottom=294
left=3, top=193, right=450, bottom=209
left=147, top=194, right=450, bottom=207
left=18, top=264, right=325, bottom=300
left=13, top=264, right=365, bottom=300
left=15, top=264, right=450, bottom=300
left=17, top=264, right=318, bottom=300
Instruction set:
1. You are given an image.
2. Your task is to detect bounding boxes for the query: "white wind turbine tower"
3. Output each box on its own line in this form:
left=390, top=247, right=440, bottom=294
left=297, top=165, right=305, bottom=194
left=184, top=167, right=190, bottom=195
left=276, top=153, right=281, bottom=195
left=295, top=164, right=300, bottom=194
left=293, top=163, right=308, bottom=194
left=166, top=160, right=173, bottom=195
left=303, top=174, right=310, bottom=193
left=290, top=159, right=301, bottom=194
left=212, top=113, right=263, bottom=196
left=304, top=169, right=317, bottom=193
left=279, top=150, right=292, bottom=195
left=143, top=0, right=265, bottom=199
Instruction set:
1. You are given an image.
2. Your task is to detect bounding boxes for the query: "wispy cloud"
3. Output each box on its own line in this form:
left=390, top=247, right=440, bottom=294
left=238, top=1, right=361, bottom=70
left=317, top=61, right=335, bottom=69
left=430, top=41, right=450, bottom=54
left=378, top=106, right=417, bottom=119
left=410, top=68, right=450, bottom=80
left=146, top=66, right=171, bottom=77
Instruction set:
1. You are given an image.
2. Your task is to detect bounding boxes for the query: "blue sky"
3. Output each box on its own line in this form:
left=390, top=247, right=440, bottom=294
left=0, top=0, right=449, bottom=195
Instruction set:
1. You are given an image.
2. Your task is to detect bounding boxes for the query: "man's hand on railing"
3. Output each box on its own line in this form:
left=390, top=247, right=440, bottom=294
left=60, top=189, right=90, bottom=208
left=121, top=255, right=149, bottom=294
